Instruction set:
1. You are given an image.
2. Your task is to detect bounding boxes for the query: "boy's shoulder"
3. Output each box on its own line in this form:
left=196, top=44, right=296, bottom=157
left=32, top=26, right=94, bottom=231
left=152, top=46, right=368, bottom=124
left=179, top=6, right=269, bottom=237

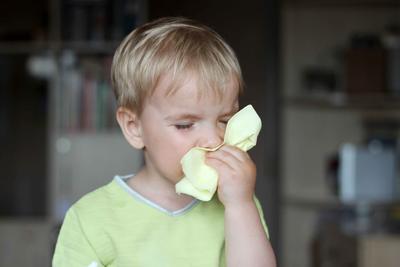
left=70, top=177, right=122, bottom=217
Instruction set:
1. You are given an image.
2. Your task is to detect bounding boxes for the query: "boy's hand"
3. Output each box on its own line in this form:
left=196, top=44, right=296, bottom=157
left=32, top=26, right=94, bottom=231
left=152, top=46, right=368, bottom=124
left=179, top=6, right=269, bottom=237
left=205, top=145, right=256, bottom=207
left=206, top=145, right=276, bottom=267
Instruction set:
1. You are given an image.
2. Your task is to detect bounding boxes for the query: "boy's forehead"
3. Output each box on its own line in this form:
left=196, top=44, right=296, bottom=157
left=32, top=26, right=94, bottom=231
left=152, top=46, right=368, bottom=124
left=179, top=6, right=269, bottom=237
left=151, top=72, right=239, bottom=102
left=146, top=73, right=239, bottom=113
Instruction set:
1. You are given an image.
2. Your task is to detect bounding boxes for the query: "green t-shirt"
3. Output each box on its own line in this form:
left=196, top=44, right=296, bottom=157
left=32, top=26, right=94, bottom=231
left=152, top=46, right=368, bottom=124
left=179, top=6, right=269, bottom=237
left=53, top=175, right=268, bottom=267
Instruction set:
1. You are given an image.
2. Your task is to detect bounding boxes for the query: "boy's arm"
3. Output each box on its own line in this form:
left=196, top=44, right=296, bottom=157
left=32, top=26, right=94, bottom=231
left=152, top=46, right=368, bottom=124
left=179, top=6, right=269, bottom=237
left=224, top=199, right=276, bottom=267
left=206, top=145, right=276, bottom=267
left=53, top=208, right=104, bottom=267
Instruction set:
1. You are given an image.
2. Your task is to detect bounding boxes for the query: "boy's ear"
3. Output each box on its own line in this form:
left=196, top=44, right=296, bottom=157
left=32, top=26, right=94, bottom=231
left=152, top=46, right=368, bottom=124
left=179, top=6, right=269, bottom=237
left=116, top=107, right=144, bottom=149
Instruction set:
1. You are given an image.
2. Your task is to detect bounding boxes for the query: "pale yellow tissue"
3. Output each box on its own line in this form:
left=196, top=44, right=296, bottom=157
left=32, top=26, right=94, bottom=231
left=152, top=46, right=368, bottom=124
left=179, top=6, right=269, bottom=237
left=175, top=105, right=262, bottom=201
left=181, top=149, right=218, bottom=190
left=224, top=105, right=262, bottom=150
left=174, top=178, right=216, bottom=201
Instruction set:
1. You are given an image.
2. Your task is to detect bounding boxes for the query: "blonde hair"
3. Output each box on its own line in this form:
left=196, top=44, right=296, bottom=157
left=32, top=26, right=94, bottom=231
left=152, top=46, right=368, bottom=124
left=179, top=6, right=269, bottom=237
left=111, top=17, right=244, bottom=114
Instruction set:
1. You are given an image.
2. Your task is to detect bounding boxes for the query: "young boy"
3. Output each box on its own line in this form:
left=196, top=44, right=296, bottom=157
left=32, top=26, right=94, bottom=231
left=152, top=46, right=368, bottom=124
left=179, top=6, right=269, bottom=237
left=53, top=17, right=276, bottom=267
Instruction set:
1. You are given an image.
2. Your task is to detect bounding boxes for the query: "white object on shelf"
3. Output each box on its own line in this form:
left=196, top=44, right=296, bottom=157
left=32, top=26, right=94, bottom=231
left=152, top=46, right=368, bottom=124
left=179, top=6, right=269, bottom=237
left=339, top=143, right=397, bottom=202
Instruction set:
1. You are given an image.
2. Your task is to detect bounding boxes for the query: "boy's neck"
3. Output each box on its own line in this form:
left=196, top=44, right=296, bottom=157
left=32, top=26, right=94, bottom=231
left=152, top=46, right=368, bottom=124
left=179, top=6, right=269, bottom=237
left=127, top=168, right=195, bottom=212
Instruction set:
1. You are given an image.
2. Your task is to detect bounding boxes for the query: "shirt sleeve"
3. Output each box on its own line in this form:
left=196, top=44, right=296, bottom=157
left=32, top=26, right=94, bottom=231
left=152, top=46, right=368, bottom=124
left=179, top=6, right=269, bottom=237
left=52, top=207, right=104, bottom=267
left=253, top=196, right=270, bottom=239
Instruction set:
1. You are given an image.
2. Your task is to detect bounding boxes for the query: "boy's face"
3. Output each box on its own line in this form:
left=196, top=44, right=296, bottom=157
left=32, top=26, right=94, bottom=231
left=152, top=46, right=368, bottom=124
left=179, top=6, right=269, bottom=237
left=137, top=74, right=239, bottom=186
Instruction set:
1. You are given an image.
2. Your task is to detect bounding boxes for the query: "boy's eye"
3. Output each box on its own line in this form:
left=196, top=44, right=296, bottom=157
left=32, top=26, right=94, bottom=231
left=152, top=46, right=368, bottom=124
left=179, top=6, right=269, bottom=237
left=175, top=123, right=194, bottom=130
left=219, top=119, right=230, bottom=125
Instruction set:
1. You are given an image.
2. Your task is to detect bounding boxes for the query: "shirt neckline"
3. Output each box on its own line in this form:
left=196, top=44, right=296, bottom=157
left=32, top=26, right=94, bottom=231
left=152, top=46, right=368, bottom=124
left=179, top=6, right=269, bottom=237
left=114, top=174, right=200, bottom=217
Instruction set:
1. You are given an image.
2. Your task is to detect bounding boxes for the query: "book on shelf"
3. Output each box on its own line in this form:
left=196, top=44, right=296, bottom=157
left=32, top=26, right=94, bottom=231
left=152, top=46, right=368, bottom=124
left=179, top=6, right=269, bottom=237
left=62, top=0, right=141, bottom=42
left=59, top=52, right=117, bottom=132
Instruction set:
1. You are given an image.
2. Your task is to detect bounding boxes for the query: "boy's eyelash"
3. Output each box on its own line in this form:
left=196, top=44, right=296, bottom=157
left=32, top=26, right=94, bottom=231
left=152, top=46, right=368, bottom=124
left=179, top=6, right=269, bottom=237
left=175, top=123, right=193, bottom=130
left=220, top=118, right=231, bottom=124
left=174, top=119, right=228, bottom=130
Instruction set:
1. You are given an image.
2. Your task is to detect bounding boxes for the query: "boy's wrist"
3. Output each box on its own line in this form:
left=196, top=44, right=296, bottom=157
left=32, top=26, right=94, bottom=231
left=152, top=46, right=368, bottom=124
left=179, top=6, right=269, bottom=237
left=223, top=198, right=256, bottom=215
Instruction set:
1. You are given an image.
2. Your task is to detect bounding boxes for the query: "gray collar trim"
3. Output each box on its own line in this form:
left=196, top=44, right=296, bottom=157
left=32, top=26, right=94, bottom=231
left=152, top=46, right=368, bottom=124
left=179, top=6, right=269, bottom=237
left=114, top=174, right=200, bottom=217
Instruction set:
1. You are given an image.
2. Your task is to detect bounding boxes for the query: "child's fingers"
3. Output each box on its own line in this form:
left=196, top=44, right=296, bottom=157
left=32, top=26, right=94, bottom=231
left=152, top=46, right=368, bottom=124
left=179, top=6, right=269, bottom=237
left=219, top=145, right=250, bottom=162
left=208, top=145, right=249, bottom=167
left=206, top=156, right=235, bottom=173
left=206, top=148, right=241, bottom=170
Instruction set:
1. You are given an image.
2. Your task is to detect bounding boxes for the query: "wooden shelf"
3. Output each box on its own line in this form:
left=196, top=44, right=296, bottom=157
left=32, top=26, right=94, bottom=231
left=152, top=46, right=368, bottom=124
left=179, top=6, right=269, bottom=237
left=0, top=40, right=120, bottom=55
left=285, top=93, right=400, bottom=111
left=59, top=41, right=120, bottom=54
left=284, top=195, right=400, bottom=211
left=285, top=0, right=400, bottom=8
left=0, top=42, right=52, bottom=54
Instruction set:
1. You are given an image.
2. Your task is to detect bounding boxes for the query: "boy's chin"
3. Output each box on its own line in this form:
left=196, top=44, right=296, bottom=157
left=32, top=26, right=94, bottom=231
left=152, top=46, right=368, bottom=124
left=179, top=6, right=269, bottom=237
left=159, top=169, right=183, bottom=184
left=171, top=173, right=184, bottom=184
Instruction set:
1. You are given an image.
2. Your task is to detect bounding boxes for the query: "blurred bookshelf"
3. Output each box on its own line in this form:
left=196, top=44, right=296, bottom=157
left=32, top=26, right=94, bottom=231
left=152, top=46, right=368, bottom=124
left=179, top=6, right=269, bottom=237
left=56, top=52, right=118, bottom=133
left=0, top=0, right=146, bottom=265
left=49, top=0, right=147, bottom=218
left=281, top=1, right=400, bottom=267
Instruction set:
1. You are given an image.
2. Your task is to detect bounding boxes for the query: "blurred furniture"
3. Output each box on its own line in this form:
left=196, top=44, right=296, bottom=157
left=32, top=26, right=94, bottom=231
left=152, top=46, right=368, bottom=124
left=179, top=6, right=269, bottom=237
left=281, top=0, right=400, bottom=266
left=309, top=203, right=400, bottom=267
left=312, top=226, right=400, bottom=267
left=359, top=234, right=400, bottom=267
left=0, top=0, right=147, bottom=266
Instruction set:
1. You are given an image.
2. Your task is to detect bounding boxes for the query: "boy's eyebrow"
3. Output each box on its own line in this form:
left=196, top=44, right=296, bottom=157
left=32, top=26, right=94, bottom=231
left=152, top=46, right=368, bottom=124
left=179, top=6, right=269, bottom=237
left=164, top=113, right=202, bottom=121
left=220, top=109, right=238, bottom=117
left=164, top=107, right=239, bottom=121
left=219, top=106, right=239, bottom=118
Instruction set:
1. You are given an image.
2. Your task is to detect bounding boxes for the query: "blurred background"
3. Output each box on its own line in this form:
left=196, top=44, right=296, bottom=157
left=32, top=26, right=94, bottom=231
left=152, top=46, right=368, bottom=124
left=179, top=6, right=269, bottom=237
left=1, top=0, right=400, bottom=266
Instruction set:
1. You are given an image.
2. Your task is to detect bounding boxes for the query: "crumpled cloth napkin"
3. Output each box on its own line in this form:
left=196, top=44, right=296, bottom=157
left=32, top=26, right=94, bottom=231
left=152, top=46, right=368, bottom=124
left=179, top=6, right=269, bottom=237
left=175, top=105, right=262, bottom=201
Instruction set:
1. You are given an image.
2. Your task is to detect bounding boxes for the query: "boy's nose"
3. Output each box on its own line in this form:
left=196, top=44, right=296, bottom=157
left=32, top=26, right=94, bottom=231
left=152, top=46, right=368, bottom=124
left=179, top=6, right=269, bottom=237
left=199, top=126, right=224, bottom=149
